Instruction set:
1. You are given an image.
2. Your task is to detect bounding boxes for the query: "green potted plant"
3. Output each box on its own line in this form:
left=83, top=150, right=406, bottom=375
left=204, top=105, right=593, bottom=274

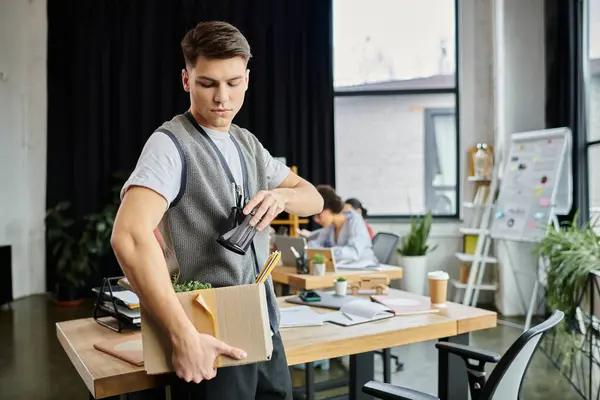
left=536, top=211, right=600, bottom=365
left=334, top=277, right=348, bottom=296
left=312, top=253, right=326, bottom=276
left=46, top=173, right=126, bottom=306
left=46, top=201, right=115, bottom=305
left=397, top=210, right=437, bottom=295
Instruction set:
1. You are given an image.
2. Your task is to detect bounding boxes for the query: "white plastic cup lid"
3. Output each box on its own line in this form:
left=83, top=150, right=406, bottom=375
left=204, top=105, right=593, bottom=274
left=428, top=271, right=449, bottom=280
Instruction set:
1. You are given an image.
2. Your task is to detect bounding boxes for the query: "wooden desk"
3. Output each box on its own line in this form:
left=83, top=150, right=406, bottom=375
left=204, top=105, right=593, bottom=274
left=272, top=264, right=403, bottom=292
left=57, top=289, right=495, bottom=400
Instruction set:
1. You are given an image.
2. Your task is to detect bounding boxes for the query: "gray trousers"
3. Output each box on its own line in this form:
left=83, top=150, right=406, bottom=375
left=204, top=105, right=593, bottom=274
left=170, top=332, right=293, bottom=399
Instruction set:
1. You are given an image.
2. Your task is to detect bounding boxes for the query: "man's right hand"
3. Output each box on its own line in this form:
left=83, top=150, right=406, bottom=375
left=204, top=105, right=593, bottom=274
left=171, top=328, right=247, bottom=383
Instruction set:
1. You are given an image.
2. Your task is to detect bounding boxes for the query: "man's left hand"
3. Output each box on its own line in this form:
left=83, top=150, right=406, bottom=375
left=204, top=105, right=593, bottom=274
left=243, top=190, right=286, bottom=231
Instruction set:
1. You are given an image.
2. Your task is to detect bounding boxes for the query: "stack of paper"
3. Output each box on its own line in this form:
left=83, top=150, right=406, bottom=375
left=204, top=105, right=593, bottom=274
left=279, top=306, right=323, bottom=328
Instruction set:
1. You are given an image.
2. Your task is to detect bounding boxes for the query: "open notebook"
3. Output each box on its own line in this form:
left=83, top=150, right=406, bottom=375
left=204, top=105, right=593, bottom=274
left=371, top=295, right=440, bottom=316
left=323, top=299, right=394, bottom=326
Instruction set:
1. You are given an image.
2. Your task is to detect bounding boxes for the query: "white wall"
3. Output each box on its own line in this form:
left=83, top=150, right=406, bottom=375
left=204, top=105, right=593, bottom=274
left=493, top=0, right=547, bottom=316
left=0, top=0, right=47, bottom=299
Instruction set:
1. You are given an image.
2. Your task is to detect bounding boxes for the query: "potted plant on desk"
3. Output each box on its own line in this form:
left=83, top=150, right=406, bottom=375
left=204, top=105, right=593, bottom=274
left=334, top=277, right=348, bottom=296
left=312, top=253, right=326, bottom=276
left=397, top=210, right=436, bottom=295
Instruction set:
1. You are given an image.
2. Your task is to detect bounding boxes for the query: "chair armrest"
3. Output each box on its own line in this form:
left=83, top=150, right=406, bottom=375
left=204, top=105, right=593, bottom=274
left=363, top=381, right=439, bottom=400
left=435, top=342, right=501, bottom=364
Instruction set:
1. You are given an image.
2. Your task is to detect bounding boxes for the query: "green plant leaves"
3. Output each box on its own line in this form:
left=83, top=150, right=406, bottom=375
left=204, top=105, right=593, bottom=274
left=45, top=172, right=128, bottom=291
left=397, top=210, right=435, bottom=256
left=536, top=210, right=600, bottom=319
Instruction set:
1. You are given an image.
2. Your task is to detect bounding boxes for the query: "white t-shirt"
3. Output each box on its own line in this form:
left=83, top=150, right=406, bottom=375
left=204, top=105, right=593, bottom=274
left=121, top=125, right=290, bottom=207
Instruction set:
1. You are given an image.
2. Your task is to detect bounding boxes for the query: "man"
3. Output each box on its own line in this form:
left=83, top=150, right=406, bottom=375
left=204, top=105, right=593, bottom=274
left=111, top=21, right=323, bottom=398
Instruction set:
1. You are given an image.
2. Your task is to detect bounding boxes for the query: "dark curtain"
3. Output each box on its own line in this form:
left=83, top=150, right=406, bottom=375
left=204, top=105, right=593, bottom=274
left=46, top=0, right=334, bottom=288
left=545, top=0, right=586, bottom=224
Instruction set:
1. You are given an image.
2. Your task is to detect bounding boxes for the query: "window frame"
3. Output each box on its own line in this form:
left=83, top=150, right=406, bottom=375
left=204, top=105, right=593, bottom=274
left=332, top=0, right=460, bottom=219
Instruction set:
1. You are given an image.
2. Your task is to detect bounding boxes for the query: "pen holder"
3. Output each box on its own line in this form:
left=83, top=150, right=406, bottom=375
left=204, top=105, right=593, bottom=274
left=295, top=254, right=309, bottom=274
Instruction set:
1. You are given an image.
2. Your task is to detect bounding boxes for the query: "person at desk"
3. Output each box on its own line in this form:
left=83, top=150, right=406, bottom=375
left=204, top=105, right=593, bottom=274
left=111, top=21, right=323, bottom=399
left=308, top=185, right=378, bottom=264
left=344, top=198, right=375, bottom=240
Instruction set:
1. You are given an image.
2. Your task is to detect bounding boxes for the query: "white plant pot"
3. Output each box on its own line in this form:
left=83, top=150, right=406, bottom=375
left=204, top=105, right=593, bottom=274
left=334, top=280, right=348, bottom=296
left=313, top=263, right=326, bottom=276
left=401, top=255, right=428, bottom=295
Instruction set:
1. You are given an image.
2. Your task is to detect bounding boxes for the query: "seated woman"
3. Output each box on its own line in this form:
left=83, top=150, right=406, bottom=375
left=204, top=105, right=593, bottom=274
left=308, top=185, right=378, bottom=264
left=344, top=198, right=375, bottom=240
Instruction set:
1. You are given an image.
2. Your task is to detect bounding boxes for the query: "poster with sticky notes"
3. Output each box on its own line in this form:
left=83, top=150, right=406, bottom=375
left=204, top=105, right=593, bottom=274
left=490, top=127, right=572, bottom=243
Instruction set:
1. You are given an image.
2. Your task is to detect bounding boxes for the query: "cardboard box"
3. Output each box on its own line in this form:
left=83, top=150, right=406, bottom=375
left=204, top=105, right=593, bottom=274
left=141, top=283, right=273, bottom=375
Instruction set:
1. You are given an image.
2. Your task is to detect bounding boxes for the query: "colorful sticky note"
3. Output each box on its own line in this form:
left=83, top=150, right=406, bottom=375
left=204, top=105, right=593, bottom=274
left=527, top=221, right=536, bottom=230
left=512, top=164, right=518, bottom=171
left=533, top=156, right=540, bottom=162
left=535, top=188, right=543, bottom=196
left=540, top=198, right=550, bottom=207
left=520, top=145, right=525, bottom=150
left=495, top=211, right=504, bottom=219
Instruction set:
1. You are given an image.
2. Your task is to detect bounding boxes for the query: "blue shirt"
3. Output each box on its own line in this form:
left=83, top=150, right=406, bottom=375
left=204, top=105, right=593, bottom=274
left=308, top=210, right=378, bottom=263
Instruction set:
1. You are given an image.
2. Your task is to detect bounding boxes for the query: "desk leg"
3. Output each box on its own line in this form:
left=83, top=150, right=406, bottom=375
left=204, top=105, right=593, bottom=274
left=305, top=362, right=315, bottom=400
left=382, top=348, right=391, bottom=383
left=349, top=352, right=374, bottom=400
left=438, top=333, right=469, bottom=400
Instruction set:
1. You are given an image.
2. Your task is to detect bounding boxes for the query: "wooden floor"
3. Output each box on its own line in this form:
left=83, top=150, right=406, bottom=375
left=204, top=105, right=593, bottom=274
left=0, top=294, right=582, bottom=400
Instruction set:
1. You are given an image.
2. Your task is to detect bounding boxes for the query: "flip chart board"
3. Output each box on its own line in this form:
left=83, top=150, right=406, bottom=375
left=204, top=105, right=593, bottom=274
left=490, top=127, right=572, bottom=243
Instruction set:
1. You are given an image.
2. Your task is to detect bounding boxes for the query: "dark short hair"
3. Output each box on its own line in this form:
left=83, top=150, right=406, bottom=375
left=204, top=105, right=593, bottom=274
left=345, top=198, right=368, bottom=217
left=317, top=185, right=344, bottom=214
left=181, top=21, right=252, bottom=67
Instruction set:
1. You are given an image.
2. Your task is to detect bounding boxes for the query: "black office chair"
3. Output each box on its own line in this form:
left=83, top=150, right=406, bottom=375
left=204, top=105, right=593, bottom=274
left=371, top=232, right=404, bottom=379
left=372, top=232, right=401, bottom=264
left=363, top=310, right=564, bottom=400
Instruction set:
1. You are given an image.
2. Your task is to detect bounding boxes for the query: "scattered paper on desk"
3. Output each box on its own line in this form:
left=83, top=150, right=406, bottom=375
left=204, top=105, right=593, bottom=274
left=279, top=306, right=323, bottom=328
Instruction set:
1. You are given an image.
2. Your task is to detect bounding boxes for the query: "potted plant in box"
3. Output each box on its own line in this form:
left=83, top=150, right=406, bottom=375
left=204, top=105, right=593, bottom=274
left=334, top=277, right=348, bottom=296
left=397, top=210, right=436, bottom=295
left=312, top=253, right=326, bottom=276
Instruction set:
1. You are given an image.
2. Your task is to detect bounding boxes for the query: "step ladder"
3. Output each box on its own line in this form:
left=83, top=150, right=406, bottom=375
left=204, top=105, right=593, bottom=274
left=452, top=155, right=502, bottom=307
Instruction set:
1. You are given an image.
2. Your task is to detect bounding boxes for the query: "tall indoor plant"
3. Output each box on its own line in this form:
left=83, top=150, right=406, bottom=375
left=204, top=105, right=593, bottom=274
left=397, top=210, right=436, bottom=295
left=536, top=211, right=600, bottom=367
left=45, top=173, right=125, bottom=305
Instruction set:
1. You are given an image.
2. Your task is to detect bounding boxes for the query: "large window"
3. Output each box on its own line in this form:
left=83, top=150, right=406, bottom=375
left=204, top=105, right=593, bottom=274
left=586, top=0, right=600, bottom=222
left=333, top=0, right=459, bottom=217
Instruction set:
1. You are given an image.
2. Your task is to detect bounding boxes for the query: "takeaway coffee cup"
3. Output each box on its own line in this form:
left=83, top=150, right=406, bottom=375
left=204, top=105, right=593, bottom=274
left=428, top=271, right=450, bottom=307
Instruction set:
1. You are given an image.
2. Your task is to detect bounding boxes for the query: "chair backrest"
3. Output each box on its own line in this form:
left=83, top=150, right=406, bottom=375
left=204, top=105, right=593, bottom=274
left=481, top=310, right=564, bottom=400
left=372, top=232, right=401, bottom=264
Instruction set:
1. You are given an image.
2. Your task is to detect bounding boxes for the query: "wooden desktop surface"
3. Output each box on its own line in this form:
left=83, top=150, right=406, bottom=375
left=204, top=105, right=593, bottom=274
left=271, top=264, right=403, bottom=290
left=56, top=289, right=496, bottom=399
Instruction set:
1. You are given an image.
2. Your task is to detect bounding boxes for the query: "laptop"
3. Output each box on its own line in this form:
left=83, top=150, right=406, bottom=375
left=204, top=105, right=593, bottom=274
left=273, top=235, right=307, bottom=266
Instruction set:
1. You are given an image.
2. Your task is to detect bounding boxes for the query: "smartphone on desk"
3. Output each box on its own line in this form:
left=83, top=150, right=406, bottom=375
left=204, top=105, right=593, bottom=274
left=299, top=290, right=321, bottom=302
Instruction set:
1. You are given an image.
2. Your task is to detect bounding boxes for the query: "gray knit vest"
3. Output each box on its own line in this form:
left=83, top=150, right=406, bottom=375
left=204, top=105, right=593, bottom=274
left=155, top=113, right=279, bottom=332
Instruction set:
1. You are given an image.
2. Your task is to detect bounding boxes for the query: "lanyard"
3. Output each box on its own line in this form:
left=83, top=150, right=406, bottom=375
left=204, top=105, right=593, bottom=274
left=184, top=112, right=251, bottom=205
left=183, top=112, right=261, bottom=274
